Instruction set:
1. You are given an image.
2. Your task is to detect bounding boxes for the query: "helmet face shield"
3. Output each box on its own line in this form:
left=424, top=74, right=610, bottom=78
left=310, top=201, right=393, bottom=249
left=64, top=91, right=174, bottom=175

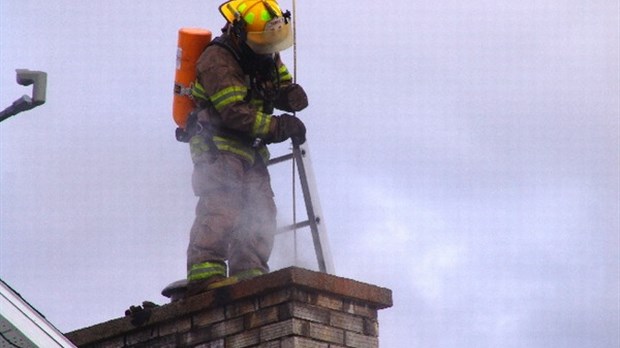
left=245, top=17, right=293, bottom=54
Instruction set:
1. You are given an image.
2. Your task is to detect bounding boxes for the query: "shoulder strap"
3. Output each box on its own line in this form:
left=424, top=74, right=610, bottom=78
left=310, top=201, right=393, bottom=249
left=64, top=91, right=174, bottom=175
left=209, top=36, right=243, bottom=67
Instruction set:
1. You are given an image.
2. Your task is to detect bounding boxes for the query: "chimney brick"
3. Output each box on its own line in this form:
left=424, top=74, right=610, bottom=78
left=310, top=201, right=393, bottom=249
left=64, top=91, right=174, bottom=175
left=66, top=267, right=392, bottom=348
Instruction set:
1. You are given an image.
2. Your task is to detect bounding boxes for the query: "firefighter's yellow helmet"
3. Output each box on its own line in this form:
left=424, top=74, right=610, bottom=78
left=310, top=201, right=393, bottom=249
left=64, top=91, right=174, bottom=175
left=219, top=0, right=293, bottom=54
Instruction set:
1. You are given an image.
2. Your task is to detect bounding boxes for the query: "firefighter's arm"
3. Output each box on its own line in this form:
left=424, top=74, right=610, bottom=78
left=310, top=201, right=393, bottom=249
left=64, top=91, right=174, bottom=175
left=273, top=58, right=308, bottom=112
left=199, top=46, right=273, bottom=140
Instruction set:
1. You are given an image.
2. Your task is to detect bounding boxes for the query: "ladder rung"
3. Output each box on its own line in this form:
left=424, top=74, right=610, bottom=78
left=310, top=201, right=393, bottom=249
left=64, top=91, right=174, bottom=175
left=268, top=153, right=294, bottom=166
left=276, top=220, right=311, bottom=234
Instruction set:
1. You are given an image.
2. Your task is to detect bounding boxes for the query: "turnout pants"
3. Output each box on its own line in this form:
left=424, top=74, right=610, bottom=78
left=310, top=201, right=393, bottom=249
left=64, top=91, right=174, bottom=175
left=187, top=151, right=276, bottom=277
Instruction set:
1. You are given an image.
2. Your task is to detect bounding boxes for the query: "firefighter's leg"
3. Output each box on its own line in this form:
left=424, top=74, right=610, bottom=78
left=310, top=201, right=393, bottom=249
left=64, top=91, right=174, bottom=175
left=186, top=153, right=245, bottom=294
left=228, top=161, right=276, bottom=276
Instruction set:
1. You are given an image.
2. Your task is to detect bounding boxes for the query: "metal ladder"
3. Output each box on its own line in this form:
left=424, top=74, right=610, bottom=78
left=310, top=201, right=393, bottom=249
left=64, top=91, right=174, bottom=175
left=269, top=142, right=335, bottom=274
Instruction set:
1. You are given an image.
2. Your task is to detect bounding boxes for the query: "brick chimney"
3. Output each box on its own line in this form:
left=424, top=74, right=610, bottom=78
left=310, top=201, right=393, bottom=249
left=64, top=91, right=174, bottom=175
left=66, top=267, right=393, bottom=348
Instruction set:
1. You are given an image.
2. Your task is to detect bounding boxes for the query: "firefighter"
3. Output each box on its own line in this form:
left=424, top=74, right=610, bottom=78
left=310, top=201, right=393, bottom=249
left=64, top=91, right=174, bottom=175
left=185, top=0, right=308, bottom=296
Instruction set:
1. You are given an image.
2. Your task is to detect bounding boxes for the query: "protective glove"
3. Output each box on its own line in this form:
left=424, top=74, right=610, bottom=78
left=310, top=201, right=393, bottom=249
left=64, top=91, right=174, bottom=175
left=269, top=114, right=306, bottom=145
left=124, top=301, right=158, bottom=327
left=275, top=84, right=309, bottom=112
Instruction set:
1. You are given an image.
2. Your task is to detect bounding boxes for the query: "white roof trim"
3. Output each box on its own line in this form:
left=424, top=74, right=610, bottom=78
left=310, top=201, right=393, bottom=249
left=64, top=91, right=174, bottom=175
left=0, top=279, right=76, bottom=347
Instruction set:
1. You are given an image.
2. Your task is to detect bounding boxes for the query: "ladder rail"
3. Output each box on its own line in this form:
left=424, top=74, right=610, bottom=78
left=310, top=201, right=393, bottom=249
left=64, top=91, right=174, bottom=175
left=293, top=143, right=334, bottom=274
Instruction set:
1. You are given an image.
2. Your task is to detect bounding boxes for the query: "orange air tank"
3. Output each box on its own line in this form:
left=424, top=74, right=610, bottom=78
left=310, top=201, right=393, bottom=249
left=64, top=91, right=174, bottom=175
left=173, top=28, right=212, bottom=128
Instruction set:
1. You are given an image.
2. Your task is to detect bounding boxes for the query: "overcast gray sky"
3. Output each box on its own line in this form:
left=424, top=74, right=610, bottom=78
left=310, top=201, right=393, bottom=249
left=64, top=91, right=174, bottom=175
left=1, top=1, right=618, bottom=347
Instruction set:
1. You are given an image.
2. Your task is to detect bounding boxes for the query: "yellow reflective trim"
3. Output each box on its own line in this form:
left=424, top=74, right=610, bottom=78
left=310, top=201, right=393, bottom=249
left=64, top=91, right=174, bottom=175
left=231, top=268, right=264, bottom=281
left=278, top=65, right=292, bottom=81
left=189, top=135, right=211, bottom=163
left=191, top=81, right=208, bottom=101
left=213, top=136, right=255, bottom=163
left=212, top=136, right=271, bottom=164
left=187, top=261, right=226, bottom=281
left=210, top=86, right=247, bottom=111
left=252, top=112, right=272, bottom=138
left=250, top=98, right=263, bottom=111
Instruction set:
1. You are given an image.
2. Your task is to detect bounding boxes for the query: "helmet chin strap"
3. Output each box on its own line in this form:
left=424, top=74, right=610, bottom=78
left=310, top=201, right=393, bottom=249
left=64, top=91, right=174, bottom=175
left=224, top=21, right=255, bottom=60
left=230, top=15, right=247, bottom=43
